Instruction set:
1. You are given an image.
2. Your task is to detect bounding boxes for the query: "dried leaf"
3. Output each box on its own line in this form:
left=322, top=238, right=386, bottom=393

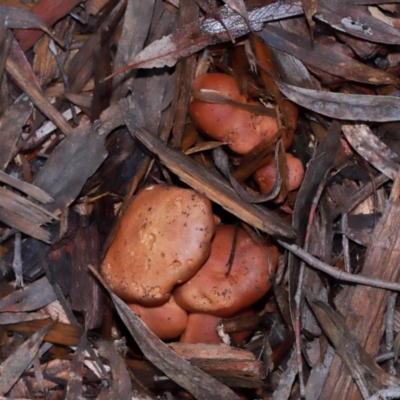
left=96, top=340, right=133, bottom=399
left=212, top=144, right=282, bottom=203
left=342, top=124, right=399, bottom=179
left=306, top=291, right=400, bottom=398
left=1, top=5, right=63, bottom=46
left=65, top=333, right=87, bottom=399
left=259, top=24, right=399, bottom=85
left=33, top=121, right=108, bottom=214
left=0, top=277, right=57, bottom=312
left=14, top=0, right=82, bottom=51
left=89, top=266, right=240, bottom=400
left=106, top=1, right=303, bottom=77
left=0, top=322, right=53, bottom=395
left=0, top=95, right=33, bottom=171
left=192, top=89, right=276, bottom=116
left=184, top=140, right=228, bottom=155
left=272, top=76, right=400, bottom=122
left=316, top=0, right=400, bottom=44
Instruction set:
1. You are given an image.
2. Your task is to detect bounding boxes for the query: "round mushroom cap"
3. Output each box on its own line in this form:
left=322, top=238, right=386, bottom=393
left=128, top=295, right=188, bottom=340
left=189, top=73, right=281, bottom=154
left=174, top=225, right=279, bottom=317
left=253, top=153, right=305, bottom=198
left=101, top=184, right=216, bottom=306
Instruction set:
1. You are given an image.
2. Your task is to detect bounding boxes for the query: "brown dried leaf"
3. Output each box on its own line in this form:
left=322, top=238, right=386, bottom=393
left=106, top=1, right=303, bottom=76
left=342, top=124, right=399, bottom=179
left=96, top=340, right=133, bottom=399
left=259, top=24, right=399, bottom=85
left=0, top=95, right=33, bottom=171
left=0, top=322, right=53, bottom=396
left=192, top=89, right=276, bottom=116
left=0, top=277, right=57, bottom=312
left=1, top=5, right=63, bottom=46
left=272, top=77, right=400, bottom=122
left=184, top=140, right=228, bottom=155
left=33, top=121, right=109, bottom=215
left=316, top=0, right=400, bottom=44
left=306, top=291, right=400, bottom=398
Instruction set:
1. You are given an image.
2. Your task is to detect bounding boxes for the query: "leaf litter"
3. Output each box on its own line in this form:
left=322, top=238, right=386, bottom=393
left=3, top=0, right=400, bottom=399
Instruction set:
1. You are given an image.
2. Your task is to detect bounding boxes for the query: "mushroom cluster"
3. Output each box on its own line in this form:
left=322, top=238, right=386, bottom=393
left=189, top=72, right=304, bottom=202
left=101, top=184, right=279, bottom=343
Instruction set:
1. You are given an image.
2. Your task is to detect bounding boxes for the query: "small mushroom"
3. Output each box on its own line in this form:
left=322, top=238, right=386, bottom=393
left=253, top=152, right=304, bottom=201
left=128, top=295, right=188, bottom=340
left=180, top=308, right=255, bottom=345
left=101, top=184, right=216, bottom=306
left=174, top=225, right=279, bottom=317
left=189, top=73, right=283, bottom=154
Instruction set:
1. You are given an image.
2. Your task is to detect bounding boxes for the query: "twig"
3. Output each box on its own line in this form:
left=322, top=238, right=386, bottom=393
left=386, top=295, right=397, bottom=375
left=293, top=175, right=327, bottom=397
left=277, top=240, right=400, bottom=292
left=12, top=232, right=23, bottom=288
left=341, top=213, right=351, bottom=273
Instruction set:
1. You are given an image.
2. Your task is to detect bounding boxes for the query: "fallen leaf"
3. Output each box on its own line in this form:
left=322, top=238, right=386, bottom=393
left=342, top=124, right=399, bottom=179
left=105, top=1, right=303, bottom=77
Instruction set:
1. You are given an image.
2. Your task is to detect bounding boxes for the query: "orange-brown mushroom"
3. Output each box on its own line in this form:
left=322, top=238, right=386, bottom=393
left=253, top=152, right=304, bottom=200
left=180, top=308, right=255, bottom=345
left=101, top=184, right=216, bottom=306
left=128, top=295, right=188, bottom=340
left=174, top=225, right=278, bottom=317
left=189, top=73, right=285, bottom=154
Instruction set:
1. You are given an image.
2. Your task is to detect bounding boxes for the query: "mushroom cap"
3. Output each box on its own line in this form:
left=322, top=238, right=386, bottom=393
left=180, top=308, right=255, bottom=345
left=174, top=225, right=279, bottom=317
left=253, top=152, right=304, bottom=197
left=189, top=73, right=281, bottom=154
left=180, top=313, right=222, bottom=344
left=128, top=295, right=188, bottom=340
left=101, top=184, right=215, bottom=306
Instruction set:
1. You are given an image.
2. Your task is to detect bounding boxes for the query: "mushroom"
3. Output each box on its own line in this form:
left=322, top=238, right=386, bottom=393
left=253, top=152, right=304, bottom=201
left=128, top=295, right=188, bottom=340
left=101, top=184, right=216, bottom=306
left=180, top=308, right=255, bottom=345
left=174, top=225, right=279, bottom=317
left=189, top=73, right=297, bottom=154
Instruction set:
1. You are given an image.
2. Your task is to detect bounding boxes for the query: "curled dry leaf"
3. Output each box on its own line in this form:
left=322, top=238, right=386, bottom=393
left=271, top=76, right=400, bottom=122
left=316, top=0, right=400, bottom=44
left=105, top=1, right=303, bottom=77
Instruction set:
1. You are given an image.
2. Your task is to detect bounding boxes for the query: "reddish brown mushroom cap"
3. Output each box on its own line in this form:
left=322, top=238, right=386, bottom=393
left=253, top=152, right=305, bottom=198
left=128, top=295, right=188, bottom=340
left=174, top=225, right=279, bottom=317
left=189, top=73, right=281, bottom=154
left=101, top=184, right=216, bottom=306
left=180, top=308, right=255, bottom=345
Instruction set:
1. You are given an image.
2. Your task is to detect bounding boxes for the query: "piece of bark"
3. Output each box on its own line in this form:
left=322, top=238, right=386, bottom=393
left=69, top=221, right=103, bottom=330
left=318, top=172, right=400, bottom=399
left=168, top=343, right=264, bottom=378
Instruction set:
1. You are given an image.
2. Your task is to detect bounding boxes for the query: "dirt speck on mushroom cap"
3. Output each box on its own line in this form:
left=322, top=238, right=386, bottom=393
left=101, top=184, right=216, bottom=306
